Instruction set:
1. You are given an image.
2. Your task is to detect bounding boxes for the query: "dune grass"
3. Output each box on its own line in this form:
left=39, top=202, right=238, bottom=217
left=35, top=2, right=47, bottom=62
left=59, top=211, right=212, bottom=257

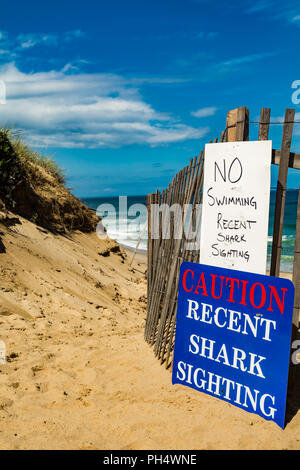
left=0, top=127, right=66, bottom=185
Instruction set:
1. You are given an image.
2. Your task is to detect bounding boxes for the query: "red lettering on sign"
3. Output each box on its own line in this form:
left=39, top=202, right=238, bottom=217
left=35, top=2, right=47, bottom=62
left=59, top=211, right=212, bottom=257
left=211, top=274, right=225, bottom=299
left=249, top=282, right=266, bottom=309
left=225, top=277, right=240, bottom=303
left=180, top=267, right=288, bottom=314
left=194, top=272, right=208, bottom=296
left=267, top=285, right=288, bottom=315
left=182, top=269, right=194, bottom=292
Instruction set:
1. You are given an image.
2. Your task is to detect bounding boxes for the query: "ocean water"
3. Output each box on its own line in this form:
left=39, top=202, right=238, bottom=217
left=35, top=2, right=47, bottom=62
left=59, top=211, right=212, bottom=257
left=82, top=189, right=297, bottom=272
left=267, top=189, right=297, bottom=272
left=82, top=195, right=148, bottom=252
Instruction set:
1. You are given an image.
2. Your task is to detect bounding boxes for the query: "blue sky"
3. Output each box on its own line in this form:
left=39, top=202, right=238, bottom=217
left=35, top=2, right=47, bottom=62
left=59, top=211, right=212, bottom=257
left=0, top=0, right=300, bottom=197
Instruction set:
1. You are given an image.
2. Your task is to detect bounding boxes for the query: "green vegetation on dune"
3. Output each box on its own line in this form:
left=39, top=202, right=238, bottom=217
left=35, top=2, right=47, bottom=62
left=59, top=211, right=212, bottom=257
left=0, top=127, right=99, bottom=234
left=0, top=127, right=66, bottom=185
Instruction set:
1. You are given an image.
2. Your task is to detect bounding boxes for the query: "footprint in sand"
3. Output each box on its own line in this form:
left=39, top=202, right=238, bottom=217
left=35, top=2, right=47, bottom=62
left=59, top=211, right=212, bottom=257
left=0, top=397, right=14, bottom=411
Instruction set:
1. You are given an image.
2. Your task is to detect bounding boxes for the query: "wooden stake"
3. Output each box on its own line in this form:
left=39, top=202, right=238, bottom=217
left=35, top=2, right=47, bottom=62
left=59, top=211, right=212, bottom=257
left=258, top=108, right=271, bottom=141
left=270, top=108, right=295, bottom=277
left=225, top=106, right=249, bottom=142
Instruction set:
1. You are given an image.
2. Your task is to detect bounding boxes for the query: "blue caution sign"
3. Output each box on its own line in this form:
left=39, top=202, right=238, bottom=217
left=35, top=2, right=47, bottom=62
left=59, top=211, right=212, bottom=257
left=172, top=262, right=295, bottom=428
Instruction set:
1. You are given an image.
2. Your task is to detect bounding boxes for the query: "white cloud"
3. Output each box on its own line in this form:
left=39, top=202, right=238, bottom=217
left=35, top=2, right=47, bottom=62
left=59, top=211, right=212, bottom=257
left=16, top=30, right=86, bottom=49
left=16, top=31, right=85, bottom=49
left=219, top=52, right=276, bottom=68
left=245, top=0, right=300, bottom=25
left=191, top=106, right=217, bottom=118
left=0, top=62, right=209, bottom=148
left=246, top=0, right=274, bottom=13
left=0, top=29, right=86, bottom=60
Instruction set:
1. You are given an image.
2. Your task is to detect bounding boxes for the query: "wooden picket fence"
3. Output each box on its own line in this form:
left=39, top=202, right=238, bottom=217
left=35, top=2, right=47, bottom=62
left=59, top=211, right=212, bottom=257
left=145, top=106, right=300, bottom=377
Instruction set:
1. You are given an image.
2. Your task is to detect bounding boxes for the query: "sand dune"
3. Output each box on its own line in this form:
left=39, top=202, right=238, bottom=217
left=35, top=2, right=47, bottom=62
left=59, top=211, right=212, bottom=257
left=0, top=215, right=299, bottom=450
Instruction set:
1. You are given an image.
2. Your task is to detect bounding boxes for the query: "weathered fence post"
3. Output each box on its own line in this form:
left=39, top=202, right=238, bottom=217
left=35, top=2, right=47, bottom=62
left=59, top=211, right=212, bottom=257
left=288, top=186, right=300, bottom=398
left=236, top=107, right=249, bottom=141
left=292, top=187, right=300, bottom=330
left=258, top=108, right=271, bottom=141
left=225, top=106, right=249, bottom=143
left=270, top=109, right=295, bottom=277
left=146, top=193, right=155, bottom=327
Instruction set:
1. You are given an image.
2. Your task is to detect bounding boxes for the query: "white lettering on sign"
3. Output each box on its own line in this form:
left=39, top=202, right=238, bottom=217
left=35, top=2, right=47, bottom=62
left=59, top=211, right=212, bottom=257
left=199, top=141, right=272, bottom=274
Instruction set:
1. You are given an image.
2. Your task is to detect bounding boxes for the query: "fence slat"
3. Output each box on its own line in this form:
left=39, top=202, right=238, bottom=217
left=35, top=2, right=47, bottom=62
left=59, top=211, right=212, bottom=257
left=225, top=107, right=249, bottom=142
left=146, top=193, right=155, bottom=307
left=158, top=156, right=203, bottom=362
left=292, top=186, right=300, bottom=325
left=258, top=108, right=271, bottom=140
left=270, top=108, right=295, bottom=277
left=226, top=108, right=237, bottom=142
left=145, top=172, right=180, bottom=343
left=152, top=173, right=191, bottom=351
left=162, top=154, right=205, bottom=368
left=145, top=181, right=176, bottom=342
left=293, top=188, right=300, bottom=328
left=236, top=106, right=249, bottom=141
left=287, top=185, right=300, bottom=402
left=153, top=156, right=199, bottom=357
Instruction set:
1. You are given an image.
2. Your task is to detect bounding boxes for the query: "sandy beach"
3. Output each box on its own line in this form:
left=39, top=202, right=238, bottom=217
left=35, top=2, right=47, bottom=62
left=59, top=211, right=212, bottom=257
left=0, top=212, right=298, bottom=450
